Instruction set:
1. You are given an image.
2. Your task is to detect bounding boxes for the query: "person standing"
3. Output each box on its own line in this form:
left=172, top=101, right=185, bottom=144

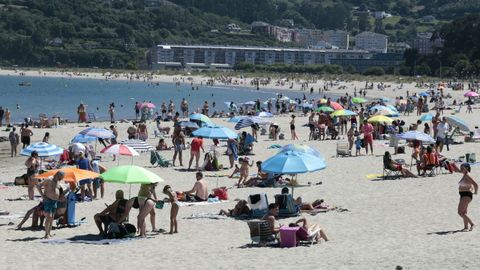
left=188, top=137, right=204, bottom=171
left=110, top=125, right=118, bottom=161
left=38, top=171, right=65, bottom=239
left=361, top=119, right=374, bottom=155
left=4, top=108, right=10, bottom=126
left=8, top=127, right=19, bottom=157
left=290, top=115, right=299, bottom=140
left=135, top=102, right=140, bottom=120
left=137, top=121, right=148, bottom=141
left=172, top=126, right=185, bottom=167
left=77, top=151, right=92, bottom=201
left=0, top=106, right=4, bottom=127
left=109, top=102, right=115, bottom=123
left=25, top=151, right=41, bottom=200
left=163, top=185, right=179, bottom=234
left=435, top=117, right=449, bottom=153
left=20, top=124, right=33, bottom=149
left=457, top=163, right=478, bottom=232
left=77, top=103, right=87, bottom=123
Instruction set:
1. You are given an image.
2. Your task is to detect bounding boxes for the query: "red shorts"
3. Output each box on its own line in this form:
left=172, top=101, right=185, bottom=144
left=364, top=135, right=373, bottom=143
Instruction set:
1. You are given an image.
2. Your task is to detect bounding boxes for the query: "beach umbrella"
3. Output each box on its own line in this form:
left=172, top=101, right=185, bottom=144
left=71, top=134, right=96, bottom=143
left=420, top=113, right=434, bottom=122
left=100, top=165, right=164, bottom=184
left=228, top=116, right=248, bottom=123
left=242, top=101, right=256, bottom=106
left=100, top=144, right=139, bottom=157
left=300, top=103, right=313, bottom=109
left=279, top=96, right=290, bottom=101
left=318, top=98, right=328, bottom=104
left=329, top=101, right=343, bottom=110
left=464, top=91, right=479, bottom=97
left=256, top=111, right=273, bottom=118
left=368, top=115, right=393, bottom=124
left=189, top=113, right=212, bottom=123
left=20, top=142, right=64, bottom=157
left=352, top=97, right=367, bottom=103
left=36, top=168, right=99, bottom=183
left=140, top=102, right=156, bottom=109
left=445, top=116, right=470, bottom=132
left=279, top=144, right=324, bottom=160
left=192, top=125, right=238, bottom=139
left=234, top=117, right=271, bottom=130
left=261, top=151, right=326, bottom=175
left=79, top=127, right=114, bottom=139
left=419, top=92, right=429, bottom=97
left=177, top=121, right=200, bottom=129
left=315, top=106, right=334, bottom=113
left=370, top=105, right=398, bottom=116
left=331, top=109, right=357, bottom=117
left=396, top=131, right=435, bottom=144
left=120, top=139, right=154, bottom=152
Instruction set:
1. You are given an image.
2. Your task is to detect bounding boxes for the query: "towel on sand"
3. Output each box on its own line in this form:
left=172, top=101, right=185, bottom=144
left=184, top=213, right=228, bottom=220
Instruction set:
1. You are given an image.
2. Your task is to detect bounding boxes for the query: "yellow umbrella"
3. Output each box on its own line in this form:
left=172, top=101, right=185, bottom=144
left=368, top=115, right=393, bottom=124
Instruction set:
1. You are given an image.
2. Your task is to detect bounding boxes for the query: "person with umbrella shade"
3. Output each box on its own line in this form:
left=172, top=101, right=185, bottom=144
left=38, top=171, right=66, bottom=239
left=25, top=151, right=41, bottom=200
left=94, top=190, right=127, bottom=236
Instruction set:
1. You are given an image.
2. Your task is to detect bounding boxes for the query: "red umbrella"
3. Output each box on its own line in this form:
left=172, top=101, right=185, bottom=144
left=329, top=101, right=343, bottom=110
left=100, top=144, right=139, bottom=156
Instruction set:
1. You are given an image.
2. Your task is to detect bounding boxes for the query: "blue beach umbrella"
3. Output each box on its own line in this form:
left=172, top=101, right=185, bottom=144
left=189, top=113, right=212, bottom=123
left=420, top=113, right=434, bottom=122
left=446, top=116, right=470, bottom=132
left=228, top=116, right=248, bottom=123
left=261, top=151, right=326, bottom=175
left=20, top=142, right=64, bottom=157
left=257, top=112, right=273, bottom=118
left=192, top=125, right=238, bottom=139
left=71, top=134, right=97, bottom=143
left=79, top=127, right=114, bottom=139
left=234, top=116, right=271, bottom=130
left=176, top=121, right=199, bottom=129
left=278, top=144, right=324, bottom=160
left=396, top=131, right=435, bottom=144
left=419, top=92, right=429, bottom=97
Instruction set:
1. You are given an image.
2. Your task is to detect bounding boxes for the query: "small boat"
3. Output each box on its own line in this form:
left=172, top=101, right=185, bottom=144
left=18, top=82, right=32, bottom=86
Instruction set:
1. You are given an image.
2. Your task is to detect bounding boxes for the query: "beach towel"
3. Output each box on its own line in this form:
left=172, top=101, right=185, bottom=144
left=366, top=174, right=383, bottom=180
left=267, top=144, right=282, bottom=149
left=174, top=200, right=228, bottom=207
left=184, top=213, right=228, bottom=220
left=41, top=238, right=138, bottom=245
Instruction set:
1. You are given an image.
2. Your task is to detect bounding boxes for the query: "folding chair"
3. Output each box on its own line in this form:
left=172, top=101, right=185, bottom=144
left=336, top=141, right=351, bottom=157
left=247, top=220, right=277, bottom=246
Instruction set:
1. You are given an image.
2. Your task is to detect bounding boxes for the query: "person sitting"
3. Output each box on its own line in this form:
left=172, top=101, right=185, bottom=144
left=156, top=138, right=169, bottom=151
left=416, top=146, right=438, bottom=176
left=184, top=172, right=208, bottom=202
left=16, top=202, right=45, bottom=229
left=243, top=161, right=269, bottom=187
left=262, top=203, right=280, bottom=235
left=219, top=200, right=250, bottom=217
left=383, top=151, right=417, bottom=177
left=94, top=190, right=128, bottom=235
left=289, top=217, right=329, bottom=242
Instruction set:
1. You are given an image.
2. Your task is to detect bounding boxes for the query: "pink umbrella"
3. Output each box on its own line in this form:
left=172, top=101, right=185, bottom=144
left=140, top=102, right=156, bottom=109
left=100, top=144, right=139, bottom=156
left=329, top=101, right=343, bottom=110
left=464, top=91, right=479, bottom=97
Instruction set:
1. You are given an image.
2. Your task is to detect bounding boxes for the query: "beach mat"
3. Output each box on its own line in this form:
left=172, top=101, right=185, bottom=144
left=42, top=235, right=139, bottom=245
left=174, top=200, right=228, bottom=207
left=184, top=213, right=228, bottom=220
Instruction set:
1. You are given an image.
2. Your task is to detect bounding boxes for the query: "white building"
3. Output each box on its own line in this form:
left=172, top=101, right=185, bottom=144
left=355, top=31, right=388, bottom=53
left=324, top=30, right=349, bottom=50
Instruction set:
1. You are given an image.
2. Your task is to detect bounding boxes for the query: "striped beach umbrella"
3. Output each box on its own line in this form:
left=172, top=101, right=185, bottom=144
left=189, top=113, right=212, bottom=123
left=120, top=139, right=154, bottom=152
left=256, top=112, right=273, bottom=118
left=20, top=142, right=64, bottom=157
left=71, top=134, right=97, bottom=143
left=79, top=127, right=114, bottom=139
left=234, top=117, right=271, bottom=130
left=100, top=144, right=139, bottom=157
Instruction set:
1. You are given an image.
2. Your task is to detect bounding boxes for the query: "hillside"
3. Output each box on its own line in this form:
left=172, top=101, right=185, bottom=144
left=0, top=0, right=476, bottom=70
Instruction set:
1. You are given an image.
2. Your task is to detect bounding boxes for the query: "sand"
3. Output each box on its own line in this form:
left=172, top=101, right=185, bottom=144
left=1, top=71, right=480, bottom=270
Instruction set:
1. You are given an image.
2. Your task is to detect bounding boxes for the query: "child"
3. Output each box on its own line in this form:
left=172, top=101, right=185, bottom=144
left=354, top=132, right=362, bottom=156
left=229, top=158, right=242, bottom=178
left=237, top=157, right=254, bottom=187
left=163, top=185, right=179, bottom=234
left=467, top=103, right=473, bottom=113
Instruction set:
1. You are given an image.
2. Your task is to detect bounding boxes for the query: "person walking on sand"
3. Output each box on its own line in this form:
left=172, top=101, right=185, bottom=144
left=109, top=102, right=115, bottom=123
left=38, top=171, right=65, bottom=239
left=163, top=185, right=179, bottom=234
left=290, top=115, right=299, bottom=140
left=9, top=127, right=19, bottom=157
left=457, top=163, right=478, bottom=232
left=172, top=125, right=185, bottom=167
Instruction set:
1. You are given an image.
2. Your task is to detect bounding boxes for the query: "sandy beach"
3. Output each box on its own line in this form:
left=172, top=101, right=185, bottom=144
left=1, top=71, right=479, bottom=270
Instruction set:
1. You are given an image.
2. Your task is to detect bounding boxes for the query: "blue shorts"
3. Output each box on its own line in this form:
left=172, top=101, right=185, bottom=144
left=43, top=198, right=58, bottom=215
left=79, top=179, right=92, bottom=185
left=92, top=178, right=103, bottom=189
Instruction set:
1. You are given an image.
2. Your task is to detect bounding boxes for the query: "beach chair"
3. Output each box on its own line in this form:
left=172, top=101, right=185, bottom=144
left=248, top=193, right=269, bottom=218
left=247, top=220, right=277, bottom=246
left=274, top=194, right=300, bottom=218
left=336, top=141, right=351, bottom=157
left=87, top=113, right=96, bottom=122
left=382, top=161, right=401, bottom=179
left=150, top=151, right=171, bottom=167
left=296, top=226, right=321, bottom=245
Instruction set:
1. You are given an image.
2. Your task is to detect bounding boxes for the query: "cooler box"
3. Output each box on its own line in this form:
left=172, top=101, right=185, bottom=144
left=280, top=226, right=300, bottom=248
left=67, top=191, right=76, bottom=225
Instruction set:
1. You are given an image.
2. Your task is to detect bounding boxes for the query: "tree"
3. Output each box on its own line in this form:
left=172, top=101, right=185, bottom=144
left=363, top=67, right=385, bottom=76
left=374, top=19, right=385, bottom=34
left=404, top=48, right=419, bottom=73
left=358, top=14, right=371, bottom=32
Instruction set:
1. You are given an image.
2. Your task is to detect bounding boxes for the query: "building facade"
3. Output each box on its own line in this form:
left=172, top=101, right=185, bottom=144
left=413, top=32, right=444, bottom=55
left=355, top=31, right=388, bottom=53
left=155, top=45, right=372, bottom=70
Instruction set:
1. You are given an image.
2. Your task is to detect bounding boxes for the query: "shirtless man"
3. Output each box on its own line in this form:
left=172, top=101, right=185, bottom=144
left=185, top=172, right=208, bottom=201
left=39, top=171, right=65, bottom=239
left=262, top=203, right=280, bottom=235
left=137, top=121, right=148, bottom=141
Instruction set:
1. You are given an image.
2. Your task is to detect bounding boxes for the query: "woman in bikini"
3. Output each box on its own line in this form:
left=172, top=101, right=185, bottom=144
left=136, top=183, right=158, bottom=237
left=458, top=163, right=478, bottom=231
left=163, top=185, right=179, bottom=234
left=237, top=157, right=254, bottom=187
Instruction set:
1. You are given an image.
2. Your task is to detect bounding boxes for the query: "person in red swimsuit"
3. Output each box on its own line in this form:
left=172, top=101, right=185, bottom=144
left=188, top=137, right=204, bottom=171
left=361, top=119, right=374, bottom=155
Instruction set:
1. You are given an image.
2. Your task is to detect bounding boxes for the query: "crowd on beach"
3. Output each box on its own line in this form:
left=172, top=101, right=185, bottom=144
left=2, top=75, right=480, bottom=244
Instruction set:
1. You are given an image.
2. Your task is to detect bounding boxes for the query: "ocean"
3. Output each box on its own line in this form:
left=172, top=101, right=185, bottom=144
left=0, top=75, right=309, bottom=122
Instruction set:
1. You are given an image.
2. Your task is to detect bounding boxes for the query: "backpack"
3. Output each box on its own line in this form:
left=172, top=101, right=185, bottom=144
left=106, top=223, right=136, bottom=239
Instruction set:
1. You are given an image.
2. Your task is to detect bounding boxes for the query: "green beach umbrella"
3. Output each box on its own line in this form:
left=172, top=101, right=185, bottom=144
left=352, top=97, right=367, bottom=103
left=315, top=106, right=334, bottom=113
left=100, top=165, right=164, bottom=184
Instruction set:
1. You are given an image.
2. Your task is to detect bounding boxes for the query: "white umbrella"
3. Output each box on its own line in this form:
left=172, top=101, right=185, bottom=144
left=20, top=142, right=64, bottom=157
left=120, top=139, right=154, bottom=152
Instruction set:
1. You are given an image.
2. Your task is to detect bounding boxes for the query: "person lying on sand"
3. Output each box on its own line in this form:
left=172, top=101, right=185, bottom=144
left=219, top=200, right=250, bottom=217
left=289, top=217, right=329, bottom=242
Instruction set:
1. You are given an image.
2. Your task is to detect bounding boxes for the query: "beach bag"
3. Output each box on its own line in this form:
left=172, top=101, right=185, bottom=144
left=361, top=139, right=365, bottom=148
left=14, top=174, right=28, bottom=186
left=397, top=146, right=405, bottom=154
left=213, top=187, right=228, bottom=200
left=212, top=156, right=219, bottom=171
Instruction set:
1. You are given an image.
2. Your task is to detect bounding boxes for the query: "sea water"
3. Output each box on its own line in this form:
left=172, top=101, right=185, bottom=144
left=0, top=75, right=308, bottom=122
